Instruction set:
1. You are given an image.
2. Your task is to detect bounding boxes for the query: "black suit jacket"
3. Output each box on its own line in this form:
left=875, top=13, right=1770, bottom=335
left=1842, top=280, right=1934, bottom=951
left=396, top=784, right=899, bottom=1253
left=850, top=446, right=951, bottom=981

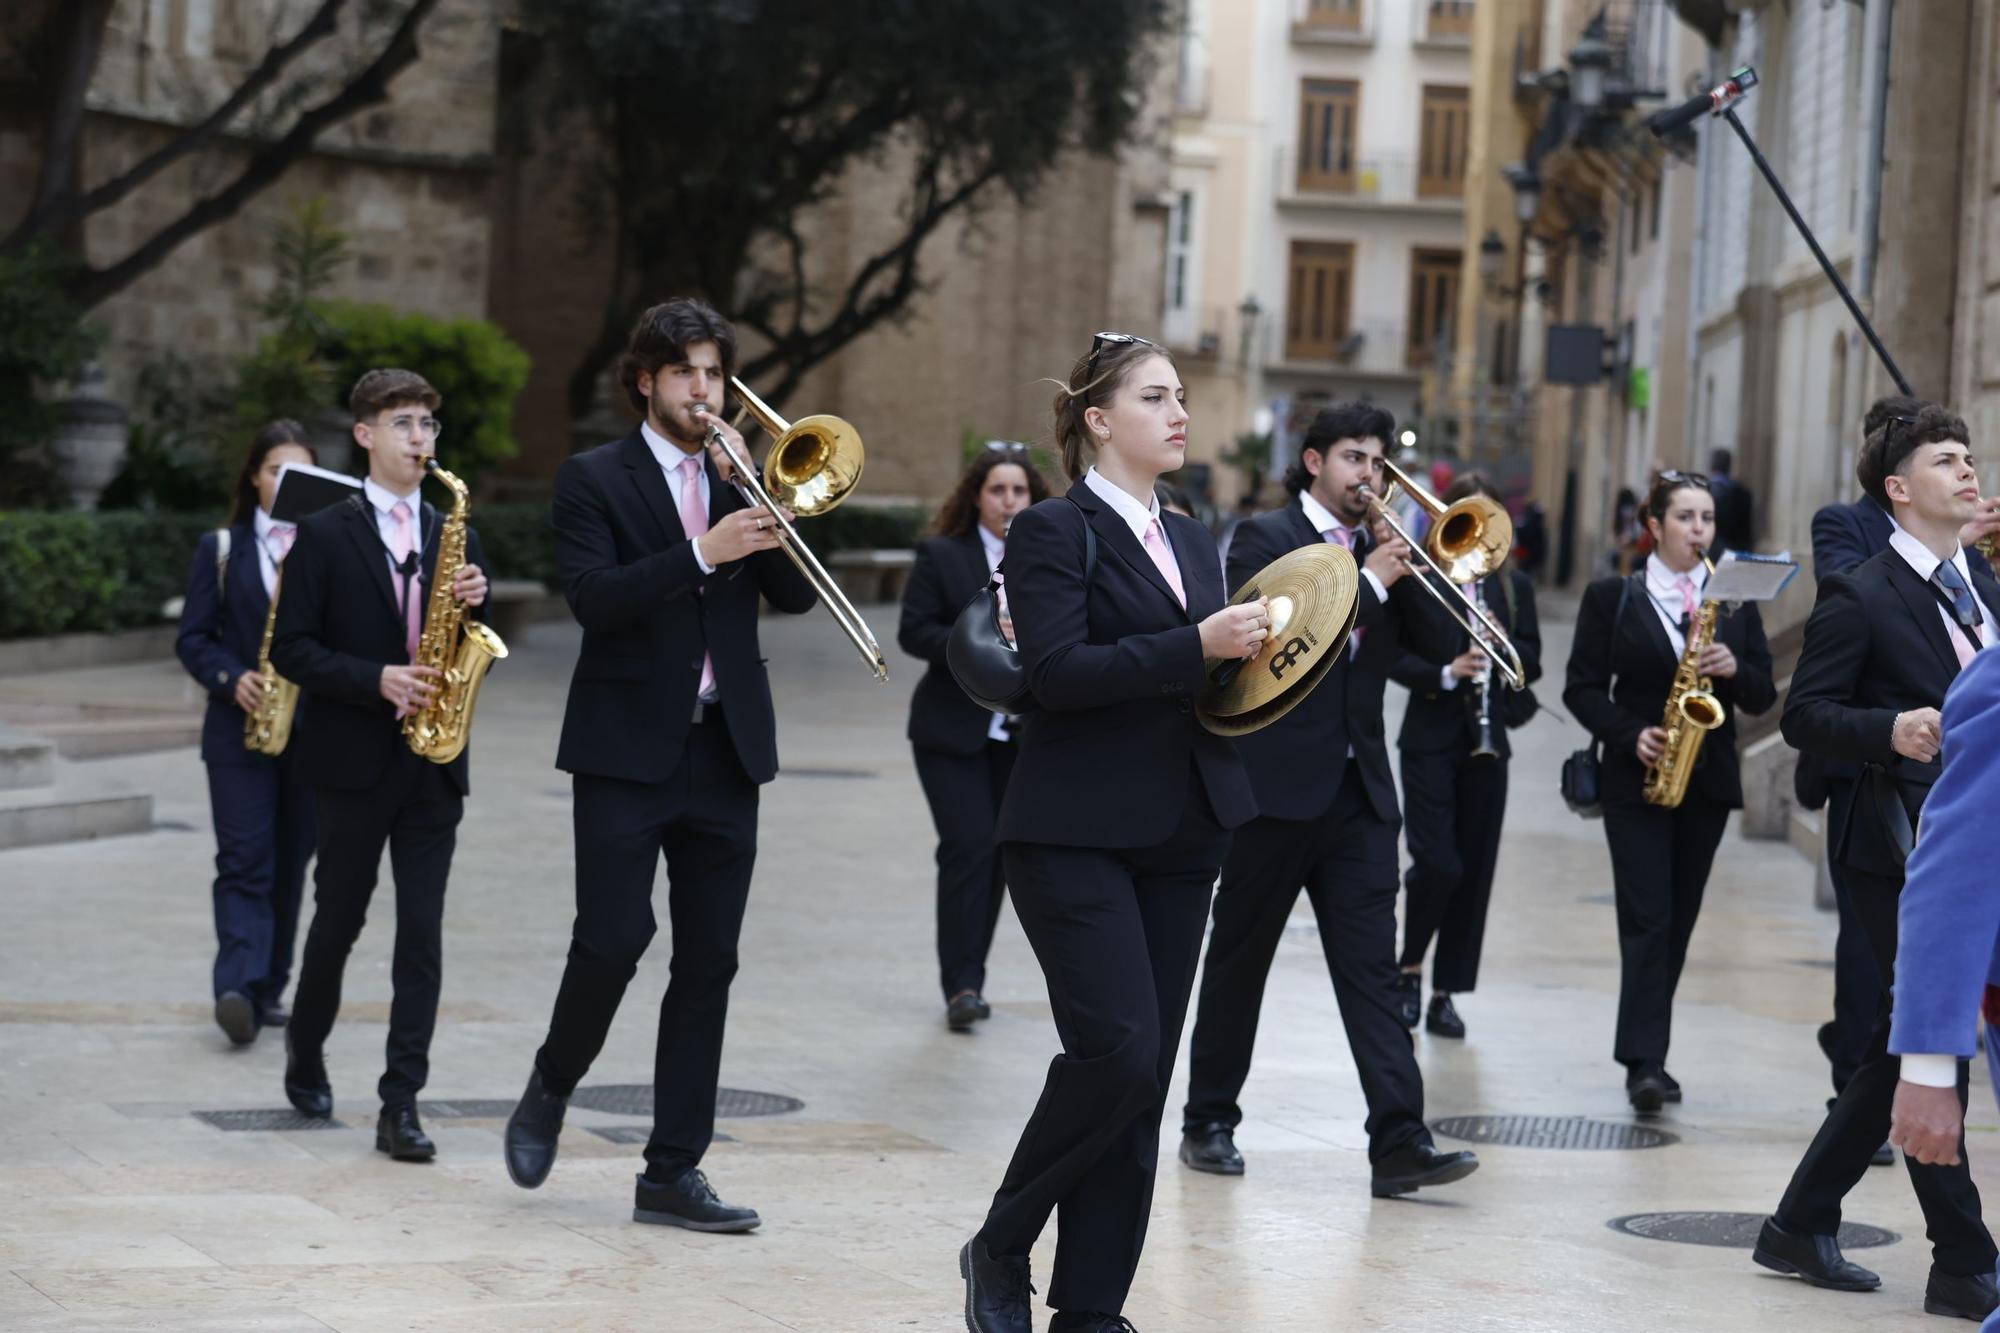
left=1225, top=501, right=1460, bottom=823
left=1782, top=547, right=2000, bottom=875
left=996, top=481, right=1254, bottom=848
left=175, top=523, right=271, bottom=766
left=1563, top=572, right=1777, bottom=808
left=898, top=531, right=1001, bottom=755
left=1389, top=567, right=1544, bottom=760
left=551, top=429, right=816, bottom=786
left=271, top=495, right=486, bottom=795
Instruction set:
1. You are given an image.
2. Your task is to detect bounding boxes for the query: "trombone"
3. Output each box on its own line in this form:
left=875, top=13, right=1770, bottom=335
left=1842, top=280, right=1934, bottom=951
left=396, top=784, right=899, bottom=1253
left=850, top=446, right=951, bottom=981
left=1358, top=457, right=1526, bottom=689
left=693, top=378, right=889, bottom=682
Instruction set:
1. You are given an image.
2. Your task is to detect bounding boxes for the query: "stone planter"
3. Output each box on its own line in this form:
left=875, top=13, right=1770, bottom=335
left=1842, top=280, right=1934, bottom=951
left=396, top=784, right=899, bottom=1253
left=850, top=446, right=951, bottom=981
left=47, top=363, right=129, bottom=511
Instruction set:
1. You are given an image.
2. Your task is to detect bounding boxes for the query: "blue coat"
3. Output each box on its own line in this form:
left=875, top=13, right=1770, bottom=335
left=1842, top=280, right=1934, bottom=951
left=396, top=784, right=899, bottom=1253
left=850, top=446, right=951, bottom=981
left=1889, top=647, right=2000, bottom=1061
left=174, top=524, right=273, bottom=767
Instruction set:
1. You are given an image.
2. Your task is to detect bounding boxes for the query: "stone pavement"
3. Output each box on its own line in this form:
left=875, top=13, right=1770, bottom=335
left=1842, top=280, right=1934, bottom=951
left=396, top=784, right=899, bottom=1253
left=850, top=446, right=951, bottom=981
left=0, top=605, right=1987, bottom=1331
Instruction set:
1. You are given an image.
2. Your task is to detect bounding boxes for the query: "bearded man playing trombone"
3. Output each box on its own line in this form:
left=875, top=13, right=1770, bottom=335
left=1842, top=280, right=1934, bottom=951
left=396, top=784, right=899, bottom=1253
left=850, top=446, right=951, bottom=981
left=1177, top=402, right=1480, bottom=1199
left=502, top=298, right=815, bottom=1232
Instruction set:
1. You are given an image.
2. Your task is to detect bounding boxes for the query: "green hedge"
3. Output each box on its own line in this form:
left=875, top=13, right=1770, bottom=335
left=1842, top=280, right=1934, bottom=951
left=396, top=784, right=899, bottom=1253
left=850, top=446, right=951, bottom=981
left=0, top=500, right=930, bottom=638
left=0, top=510, right=218, bottom=638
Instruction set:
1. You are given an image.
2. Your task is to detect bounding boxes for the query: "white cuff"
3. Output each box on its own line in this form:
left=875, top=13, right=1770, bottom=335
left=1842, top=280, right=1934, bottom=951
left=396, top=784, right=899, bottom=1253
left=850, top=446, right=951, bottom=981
left=1439, top=664, right=1460, bottom=692
left=1361, top=568, right=1388, bottom=604
left=1900, top=1053, right=1959, bottom=1088
left=692, top=536, right=715, bottom=576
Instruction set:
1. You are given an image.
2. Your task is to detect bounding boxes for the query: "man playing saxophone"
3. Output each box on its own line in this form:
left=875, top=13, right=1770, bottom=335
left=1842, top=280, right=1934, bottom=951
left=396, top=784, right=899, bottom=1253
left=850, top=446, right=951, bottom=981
left=270, top=369, right=489, bottom=1163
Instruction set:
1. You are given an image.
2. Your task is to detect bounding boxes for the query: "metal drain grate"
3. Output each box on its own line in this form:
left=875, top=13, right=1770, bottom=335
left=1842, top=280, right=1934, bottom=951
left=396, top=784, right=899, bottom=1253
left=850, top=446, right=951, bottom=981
left=589, top=1125, right=734, bottom=1145
left=417, top=1099, right=520, bottom=1119
left=192, top=1108, right=345, bottom=1132
left=1611, top=1212, right=1898, bottom=1249
left=1431, top=1115, right=1677, bottom=1150
left=568, top=1085, right=803, bottom=1118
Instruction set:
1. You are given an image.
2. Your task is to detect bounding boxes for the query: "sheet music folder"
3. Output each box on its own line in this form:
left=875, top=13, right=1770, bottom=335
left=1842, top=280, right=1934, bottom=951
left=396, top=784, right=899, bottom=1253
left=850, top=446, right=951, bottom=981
left=1705, top=550, right=1799, bottom=604
left=269, top=462, right=363, bottom=523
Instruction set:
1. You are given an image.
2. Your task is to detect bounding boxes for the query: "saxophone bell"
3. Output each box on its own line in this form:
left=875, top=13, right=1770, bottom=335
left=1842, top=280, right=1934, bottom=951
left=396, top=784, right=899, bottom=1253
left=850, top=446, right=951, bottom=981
left=402, top=458, right=508, bottom=764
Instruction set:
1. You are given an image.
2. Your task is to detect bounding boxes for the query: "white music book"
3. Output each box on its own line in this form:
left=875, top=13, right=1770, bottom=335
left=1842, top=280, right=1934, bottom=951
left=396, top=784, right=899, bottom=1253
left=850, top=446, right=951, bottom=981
left=1704, top=550, right=1799, bottom=604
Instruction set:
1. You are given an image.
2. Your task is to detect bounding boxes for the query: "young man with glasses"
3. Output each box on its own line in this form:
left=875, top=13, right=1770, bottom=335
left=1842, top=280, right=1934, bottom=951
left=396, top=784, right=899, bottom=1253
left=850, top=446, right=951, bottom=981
left=270, top=368, right=489, bottom=1161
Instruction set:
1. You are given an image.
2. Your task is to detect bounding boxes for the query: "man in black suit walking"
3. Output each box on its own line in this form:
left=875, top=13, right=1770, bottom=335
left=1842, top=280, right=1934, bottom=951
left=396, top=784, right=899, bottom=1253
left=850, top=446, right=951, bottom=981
left=1755, top=404, right=2000, bottom=1322
left=271, top=369, right=489, bottom=1162
left=1178, top=402, right=1478, bottom=1198
left=503, top=299, right=816, bottom=1232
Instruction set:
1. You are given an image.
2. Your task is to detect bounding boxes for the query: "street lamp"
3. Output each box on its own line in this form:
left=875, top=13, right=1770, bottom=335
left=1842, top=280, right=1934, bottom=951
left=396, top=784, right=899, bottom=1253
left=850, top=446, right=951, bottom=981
left=1502, top=162, right=1542, bottom=225
left=1236, top=293, right=1261, bottom=368
left=1479, top=230, right=1505, bottom=286
left=1568, top=16, right=1613, bottom=111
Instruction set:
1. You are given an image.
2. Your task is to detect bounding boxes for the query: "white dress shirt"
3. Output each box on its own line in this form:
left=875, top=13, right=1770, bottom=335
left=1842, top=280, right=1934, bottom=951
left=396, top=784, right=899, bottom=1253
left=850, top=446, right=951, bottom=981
left=251, top=506, right=295, bottom=600
left=362, top=476, right=424, bottom=565
left=642, top=420, right=717, bottom=575
left=977, top=523, right=1012, bottom=742
left=1643, top=552, right=1707, bottom=656
left=1084, top=466, right=1173, bottom=550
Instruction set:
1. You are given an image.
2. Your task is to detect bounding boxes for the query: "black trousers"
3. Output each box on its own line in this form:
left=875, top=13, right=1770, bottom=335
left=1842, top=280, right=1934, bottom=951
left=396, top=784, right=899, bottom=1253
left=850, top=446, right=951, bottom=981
left=205, top=750, right=314, bottom=1017
left=980, top=789, right=1225, bottom=1317
left=913, top=738, right=1016, bottom=1000
left=1776, top=864, right=1996, bottom=1275
left=1398, top=745, right=1508, bottom=992
left=1822, top=777, right=1884, bottom=1094
left=290, top=749, right=461, bottom=1107
left=534, top=712, right=759, bottom=1180
left=1183, top=767, right=1428, bottom=1160
left=1600, top=794, right=1730, bottom=1069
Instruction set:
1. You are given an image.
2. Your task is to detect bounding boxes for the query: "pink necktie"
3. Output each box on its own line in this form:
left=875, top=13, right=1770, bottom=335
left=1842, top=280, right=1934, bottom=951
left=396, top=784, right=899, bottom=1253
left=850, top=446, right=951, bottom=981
left=1143, top=517, right=1186, bottom=610
left=388, top=502, right=422, bottom=663
left=677, top=456, right=717, bottom=699
left=1325, top=525, right=1365, bottom=654
left=268, top=525, right=295, bottom=562
left=1676, top=575, right=1699, bottom=632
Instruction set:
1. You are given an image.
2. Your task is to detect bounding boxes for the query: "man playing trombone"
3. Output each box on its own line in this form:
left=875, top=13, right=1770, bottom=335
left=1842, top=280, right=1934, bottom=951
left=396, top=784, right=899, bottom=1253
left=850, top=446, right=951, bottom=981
left=502, top=298, right=816, bottom=1232
left=1178, top=403, right=1481, bottom=1198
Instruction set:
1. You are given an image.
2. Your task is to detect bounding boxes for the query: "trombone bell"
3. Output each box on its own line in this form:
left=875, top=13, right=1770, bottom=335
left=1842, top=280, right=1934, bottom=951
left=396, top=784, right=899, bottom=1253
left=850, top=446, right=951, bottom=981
left=1380, top=456, right=1514, bottom=584
left=728, top=377, right=865, bottom=519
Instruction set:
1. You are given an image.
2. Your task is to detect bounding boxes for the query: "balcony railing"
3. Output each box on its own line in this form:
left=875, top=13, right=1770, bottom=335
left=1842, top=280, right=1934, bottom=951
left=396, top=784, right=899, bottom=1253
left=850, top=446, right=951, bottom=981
left=1424, top=0, right=1474, bottom=42
left=1276, top=150, right=1465, bottom=206
left=1292, top=0, right=1370, bottom=43
left=1274, top=318, right=1423, bottom=377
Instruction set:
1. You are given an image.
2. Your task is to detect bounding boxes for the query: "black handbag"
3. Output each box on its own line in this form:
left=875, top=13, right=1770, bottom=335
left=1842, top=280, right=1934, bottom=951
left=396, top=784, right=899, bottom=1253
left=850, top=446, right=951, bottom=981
left=947, top=498, right=1096, bottom=714
left=1560, top=575, right=1635, bottom=818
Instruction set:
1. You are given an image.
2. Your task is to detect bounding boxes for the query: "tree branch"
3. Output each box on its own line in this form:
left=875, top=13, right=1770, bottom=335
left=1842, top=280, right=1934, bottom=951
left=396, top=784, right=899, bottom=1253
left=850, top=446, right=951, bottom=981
left=6, top=0, right=117, bottom=250
left=62, top=0, right=441, bottom=311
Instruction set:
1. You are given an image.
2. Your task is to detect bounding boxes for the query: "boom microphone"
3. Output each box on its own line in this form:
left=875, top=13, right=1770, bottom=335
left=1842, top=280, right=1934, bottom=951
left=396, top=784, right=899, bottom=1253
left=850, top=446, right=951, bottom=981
left=1647, top=66, right=1758, bottom=137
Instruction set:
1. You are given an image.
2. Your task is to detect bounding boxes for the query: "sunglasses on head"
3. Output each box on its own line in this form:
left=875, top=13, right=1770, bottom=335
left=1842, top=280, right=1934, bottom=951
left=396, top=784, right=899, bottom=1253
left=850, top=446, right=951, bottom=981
left=1082, top=331, right=1158, bottom=403
left=985, top=440, right=1030, bottom=454
left=1657, top=468, right=1710, bottom=488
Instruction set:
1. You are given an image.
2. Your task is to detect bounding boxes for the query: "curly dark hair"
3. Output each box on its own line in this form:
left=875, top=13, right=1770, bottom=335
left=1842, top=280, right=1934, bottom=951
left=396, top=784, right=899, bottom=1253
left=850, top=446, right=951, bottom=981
left=1283, top=401, right=1396, bottom=496
left=619, top=297, right=738, bottom=414
left=929, top=448, right=1051, bottom=538
left=228, top=419, right=316, bottom=527
left=1857, top=401, right=1971, bottom=509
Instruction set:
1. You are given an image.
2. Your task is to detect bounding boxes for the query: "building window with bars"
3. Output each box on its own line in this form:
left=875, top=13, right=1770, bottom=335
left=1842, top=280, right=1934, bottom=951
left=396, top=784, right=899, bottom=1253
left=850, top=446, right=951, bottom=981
left=1417, top=85, right=1468, bottom=199
left=1302, top=0, right=1363, bottom=32
left=1407, top=248, right=1460, bottom=368
left=1298, top=79, right=1359, bottom=193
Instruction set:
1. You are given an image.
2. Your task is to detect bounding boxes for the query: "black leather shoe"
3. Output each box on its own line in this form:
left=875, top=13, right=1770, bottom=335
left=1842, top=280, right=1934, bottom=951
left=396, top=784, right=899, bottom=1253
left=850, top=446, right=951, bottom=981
left=503, top=1070, right=568, bottom=1189
left=1872, top=1140, right=1895, bottom=1167
left=1659, top=1069, right=1683, bottom=1103
left=1425, top=994, right=1465, bottom=1039
left=947, top=991, right=983, bottom=1033
left=375, top=1104, right=435, bottom=1162
left=1370, top=1139, right=1479, bottom=1197
left=960, top=1236, right=1033, bottom=1333
left=214, top=991, right=257, bottom=1046
left=260, top=1002, right=288, bottom=1028
left=634, top=1168, right=760, bottom=1232
left=1626, top=1064, right=1669, bottom=1114
left=1927, top=1266, right=2000, bottom=1320
left=1049, top=1314, right=1138, bottom=1332
left=1179, top=1124, right=1244, bottom=1176
left=1750, top=1215, right=1881, bottom=1291
left=282, top=1035, right=331, bottom=1119
left=973, top=993, right=992, bottom=1021
left=1393, top=972, right=1421, bottom=1030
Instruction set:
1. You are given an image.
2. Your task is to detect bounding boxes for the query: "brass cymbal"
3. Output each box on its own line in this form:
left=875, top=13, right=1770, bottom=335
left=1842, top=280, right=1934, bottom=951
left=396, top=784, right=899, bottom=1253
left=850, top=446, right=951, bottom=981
left=1196, top=544, right=1360, bottom=737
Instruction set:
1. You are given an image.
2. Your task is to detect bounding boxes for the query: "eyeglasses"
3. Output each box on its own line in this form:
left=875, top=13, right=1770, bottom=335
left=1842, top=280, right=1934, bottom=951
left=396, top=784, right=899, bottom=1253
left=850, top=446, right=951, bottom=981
left=385, top=415, right=443, bottom=441
left=1082, top=330, right=1158, bottom=403
left=1656, top=468, right=1710, bottom=488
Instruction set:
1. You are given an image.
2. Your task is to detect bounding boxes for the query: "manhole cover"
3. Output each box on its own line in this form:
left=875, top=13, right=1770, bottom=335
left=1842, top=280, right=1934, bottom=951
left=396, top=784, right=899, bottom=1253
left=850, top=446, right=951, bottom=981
left=589, top=1125, right=733, bottom=1145
left=418, top=1099, right=520, bottom=1119
left=569, top=1085, right=803, bottom=1118
left=192, top=1108, right=346, bottom=1132
left=1610, top=1212, right=1898, bottom=1249
left=1431, top=1115, right=1677, bottom=1149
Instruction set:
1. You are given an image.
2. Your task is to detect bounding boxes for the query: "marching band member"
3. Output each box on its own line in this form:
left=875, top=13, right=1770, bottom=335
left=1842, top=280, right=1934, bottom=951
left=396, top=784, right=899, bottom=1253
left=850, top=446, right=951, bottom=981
left=1756, top=406, right=1998, bottom=1320
left=898, top=446, right=1049, bottom=1031
left=1564, top=470, right=1773, bottom=1113
left=175, top=420, right=317, bottom=1046
left=1177, top=402, right=1477, bottom=1199
left=503, top=299, right=816, bottom=1233
left=271, top=370, right=488, bottom=1161
left=961, top=333, right=1264, bottom=1333
left=1389, top=473, right=1542, bottom=1041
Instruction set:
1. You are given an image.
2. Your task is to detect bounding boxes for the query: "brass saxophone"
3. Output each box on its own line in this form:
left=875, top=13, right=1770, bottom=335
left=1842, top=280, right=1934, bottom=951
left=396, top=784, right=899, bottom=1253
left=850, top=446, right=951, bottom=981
left=402, top=459, right=508, bottom=764
left=243, top=575, right=300, bottom=755
left=1642, top=554, right=1725, bottom=808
